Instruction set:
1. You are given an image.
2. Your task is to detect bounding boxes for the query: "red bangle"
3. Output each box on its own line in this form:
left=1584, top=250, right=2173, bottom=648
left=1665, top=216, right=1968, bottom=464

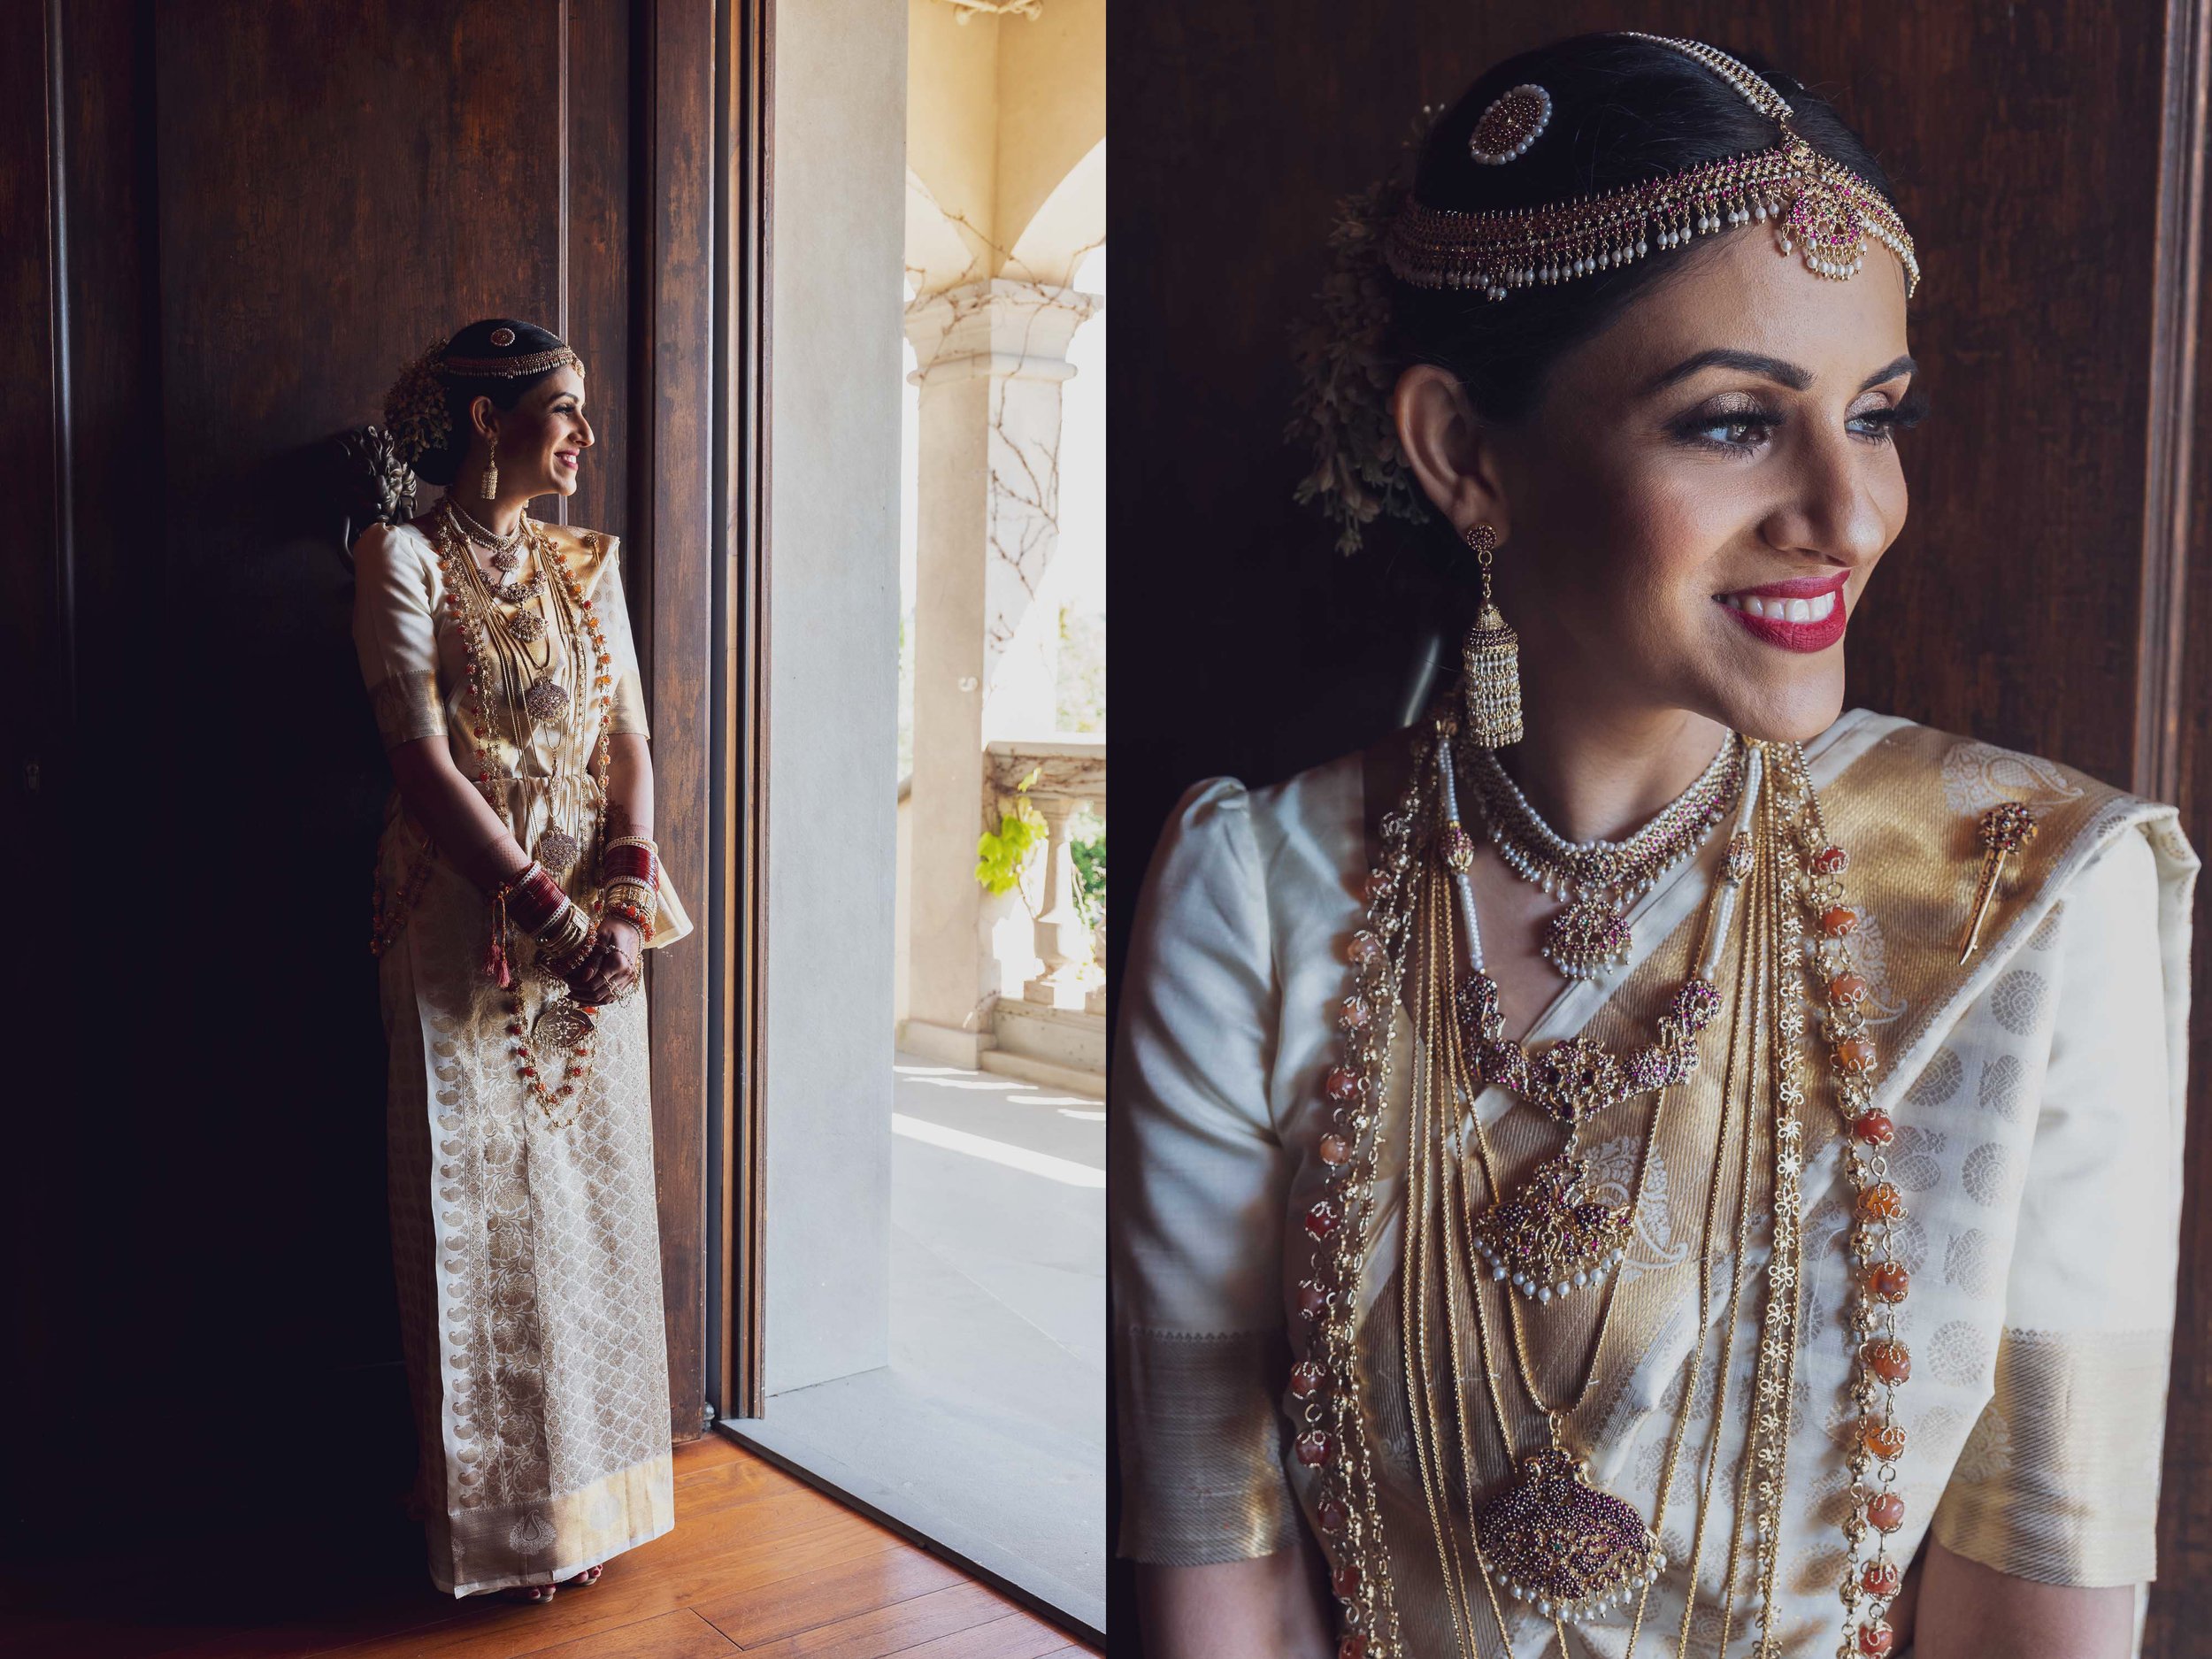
left=602, top=846, right=656, bottom=883
left=505, top=869, right=566, bottom=933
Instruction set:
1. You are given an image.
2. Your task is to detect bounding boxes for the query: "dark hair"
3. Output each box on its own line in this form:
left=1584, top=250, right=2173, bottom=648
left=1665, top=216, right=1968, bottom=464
left=1394, top=35, right=1902, bottom=426
left=411, top=317, right=573, bottom=488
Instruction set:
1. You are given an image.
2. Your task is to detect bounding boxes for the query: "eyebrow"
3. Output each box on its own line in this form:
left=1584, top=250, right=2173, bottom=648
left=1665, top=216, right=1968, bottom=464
left=1645, top=348, right=1916, bottom=396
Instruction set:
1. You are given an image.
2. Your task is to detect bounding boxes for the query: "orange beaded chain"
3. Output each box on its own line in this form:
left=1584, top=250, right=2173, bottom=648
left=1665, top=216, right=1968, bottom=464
left=1778, top=750, right=1911, bottom=1659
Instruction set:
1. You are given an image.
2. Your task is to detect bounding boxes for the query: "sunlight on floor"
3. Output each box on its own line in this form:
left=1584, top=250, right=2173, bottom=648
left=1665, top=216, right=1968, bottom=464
left=891, top=1111, right=1106, bottom=1187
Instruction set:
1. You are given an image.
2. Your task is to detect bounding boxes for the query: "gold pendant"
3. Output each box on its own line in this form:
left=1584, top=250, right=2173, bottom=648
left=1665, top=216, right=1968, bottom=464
left=1475, top=1442, right=1665, bottom=1619
left=1541, top=892, right=1632, bottom=979
left=507, top=608, right=548, bottom=643
left=1471, top=1151, right=1634, bottom=1302
left=535, top=826, right=580, bottom=874
left=523, top=676, right=570, bottom=724
left=533, top=995, right=596, bottom=1051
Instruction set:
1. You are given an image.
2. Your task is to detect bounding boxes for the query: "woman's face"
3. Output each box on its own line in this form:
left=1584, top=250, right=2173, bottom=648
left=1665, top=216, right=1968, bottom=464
left=478, top=365, right=593, bottom=501
left=1473, top=234, right=1916, bottom=744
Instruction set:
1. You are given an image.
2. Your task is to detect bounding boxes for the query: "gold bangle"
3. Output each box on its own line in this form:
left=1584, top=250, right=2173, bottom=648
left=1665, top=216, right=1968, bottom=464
left=534, top=901, right=593, bottom=962
left=603, top=880, right=657, bottom=918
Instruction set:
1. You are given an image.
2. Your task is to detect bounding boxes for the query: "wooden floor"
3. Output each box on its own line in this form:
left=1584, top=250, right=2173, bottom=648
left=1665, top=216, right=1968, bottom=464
left=0, top=1436, right=1100, bottom=1659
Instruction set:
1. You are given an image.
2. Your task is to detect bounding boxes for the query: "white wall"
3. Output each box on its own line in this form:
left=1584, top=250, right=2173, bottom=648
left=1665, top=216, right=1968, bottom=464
left=764, top=0, right=909, bottom=1395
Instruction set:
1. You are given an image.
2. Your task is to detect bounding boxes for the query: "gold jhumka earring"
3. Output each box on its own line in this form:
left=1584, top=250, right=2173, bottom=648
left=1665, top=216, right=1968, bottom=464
left=481, top=429, right=500, bottom=499
left=1461, top=523, right=1524, bottom=748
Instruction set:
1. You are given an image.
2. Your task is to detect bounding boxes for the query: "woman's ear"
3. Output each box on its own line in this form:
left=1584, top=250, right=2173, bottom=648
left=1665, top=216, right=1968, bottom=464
left=1392, top=364, right=1511, bottom=542
left=471, top=395, right=500, bottom=441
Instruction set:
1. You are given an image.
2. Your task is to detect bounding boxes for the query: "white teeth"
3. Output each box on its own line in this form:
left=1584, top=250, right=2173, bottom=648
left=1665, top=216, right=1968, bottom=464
left=1724, top=588, right=1842, bottom=622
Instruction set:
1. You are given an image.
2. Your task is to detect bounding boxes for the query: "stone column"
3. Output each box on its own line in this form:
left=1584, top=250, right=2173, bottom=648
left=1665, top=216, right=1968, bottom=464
left=902, top=277, right=1102, bottom=1066
left=1023, top=795, right=1091, bottom=1009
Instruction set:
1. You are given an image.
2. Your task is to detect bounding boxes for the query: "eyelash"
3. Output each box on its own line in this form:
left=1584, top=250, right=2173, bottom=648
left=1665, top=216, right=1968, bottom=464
left=1674, top=388, right=1930, bottom=455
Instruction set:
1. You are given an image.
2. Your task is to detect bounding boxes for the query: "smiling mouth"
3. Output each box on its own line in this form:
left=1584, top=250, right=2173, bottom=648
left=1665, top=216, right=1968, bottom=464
left=1714, top=573, right=1849, bottom=652
left=555, top=450, right=580, bottom=470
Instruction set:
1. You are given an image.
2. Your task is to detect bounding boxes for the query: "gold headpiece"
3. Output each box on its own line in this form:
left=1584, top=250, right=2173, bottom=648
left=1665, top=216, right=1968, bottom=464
left=442, top=346, right=584, bottom=377
left=380, top=337, right=584, bottom=469
left=1386, top=33, right=1920, bottom=302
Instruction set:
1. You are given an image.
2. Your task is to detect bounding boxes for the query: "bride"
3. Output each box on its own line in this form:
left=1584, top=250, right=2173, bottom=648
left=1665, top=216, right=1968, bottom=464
left=1112, top=34, right=2195, bottom=1659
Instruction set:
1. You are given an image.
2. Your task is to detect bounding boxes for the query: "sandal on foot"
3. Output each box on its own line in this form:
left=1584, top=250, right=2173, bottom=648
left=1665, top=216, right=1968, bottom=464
left=564, top=1564, right=604, bottom=1588
left=502, top=1582, right=557, bottom=1604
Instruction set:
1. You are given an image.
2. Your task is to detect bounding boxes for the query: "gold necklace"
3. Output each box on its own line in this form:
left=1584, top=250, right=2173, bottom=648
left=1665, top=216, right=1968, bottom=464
left=1440, top=738, right=1755, bottom=1626
left=1294, top=712, right=1899, bottom=1659
left=1447, top=734, right=1755, bottom=1305
left=1470, top=734, right=1742, bottom=979
left=1463, top=1083, right=1672, bottom=1624
left=442, top=501, right=570, bottom=726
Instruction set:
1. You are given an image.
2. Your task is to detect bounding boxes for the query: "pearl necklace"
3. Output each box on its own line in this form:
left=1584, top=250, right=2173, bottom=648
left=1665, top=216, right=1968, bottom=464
left=1468, top=735, right=1743, bottom=979
left=443, top=497, right=529, bottom=569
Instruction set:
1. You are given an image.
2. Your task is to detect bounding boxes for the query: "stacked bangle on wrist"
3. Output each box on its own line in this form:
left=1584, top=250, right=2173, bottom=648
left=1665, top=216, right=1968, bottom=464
left=497, top=862, right=567, bottom=934
left=603, top=879, right=657, bottom=921
left=603, top=889, right=657, bottom=941
left=602, top=835, right=659, bottom=887
left=535, top=898, right=596, bottom=972
left=599, top=836, right=661, bottom=944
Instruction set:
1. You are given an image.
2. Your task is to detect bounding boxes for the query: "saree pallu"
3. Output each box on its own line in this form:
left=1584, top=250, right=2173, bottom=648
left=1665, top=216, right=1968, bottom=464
left=1112, top=708, right=2197, bottom=1656
left=355, top=519, right=694, bottom=1595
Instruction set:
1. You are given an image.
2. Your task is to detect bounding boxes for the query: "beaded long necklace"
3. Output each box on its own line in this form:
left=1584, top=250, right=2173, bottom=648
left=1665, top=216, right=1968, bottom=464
left=1295, top=712, right=1901, bottom=1659
left=429, top=501, right=618, bottom=1128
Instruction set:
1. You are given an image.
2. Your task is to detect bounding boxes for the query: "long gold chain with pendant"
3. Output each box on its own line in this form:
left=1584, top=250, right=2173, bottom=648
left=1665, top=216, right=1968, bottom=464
left=1440, top=730, right=1757, bottom=1637
left=1294, top=712, right=1901, bottom=1659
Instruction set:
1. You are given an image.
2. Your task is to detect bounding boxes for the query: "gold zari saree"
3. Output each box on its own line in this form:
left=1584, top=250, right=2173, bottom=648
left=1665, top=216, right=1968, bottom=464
left=353, top=518, right=694, bottom=1595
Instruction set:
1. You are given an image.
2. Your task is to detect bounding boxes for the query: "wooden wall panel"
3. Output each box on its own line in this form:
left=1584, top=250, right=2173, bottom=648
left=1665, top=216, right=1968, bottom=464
left=1110, top=3, right=2208, bottom=1649
left=638, top=0, right=719, bottom=1440
left=2, top=0, right=77, bottom=1505
left=3, top=0, right=718, bottom=1541
left=567, top=1, right=638, bottom=542
left=2147, top=6, right=2212, bottom=1647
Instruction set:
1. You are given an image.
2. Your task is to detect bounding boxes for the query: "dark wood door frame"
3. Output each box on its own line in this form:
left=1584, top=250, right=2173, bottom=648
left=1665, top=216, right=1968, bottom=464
left=634, top=0, right=717, bottom=1444
left=634, top=0, right=777, bottom=1442
left=711, top=0, right=774, bottom=1425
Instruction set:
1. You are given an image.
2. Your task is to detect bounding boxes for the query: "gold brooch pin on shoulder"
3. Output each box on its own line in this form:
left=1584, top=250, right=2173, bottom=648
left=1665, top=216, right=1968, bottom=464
left=1959, top=803, right=2038, bottom=964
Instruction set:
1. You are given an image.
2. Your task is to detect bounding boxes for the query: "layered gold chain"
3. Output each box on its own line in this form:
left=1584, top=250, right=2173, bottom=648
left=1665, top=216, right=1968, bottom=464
left=1294, top=717, right=1901, bottom=1659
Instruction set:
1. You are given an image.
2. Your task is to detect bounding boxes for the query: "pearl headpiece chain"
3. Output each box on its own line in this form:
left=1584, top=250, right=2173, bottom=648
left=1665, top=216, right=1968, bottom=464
left=1386, top=32, right=1919, bottom=302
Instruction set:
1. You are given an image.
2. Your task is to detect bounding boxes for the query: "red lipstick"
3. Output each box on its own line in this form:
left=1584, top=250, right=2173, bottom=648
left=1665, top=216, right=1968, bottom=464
left=1715, top=571, right=1849, bottom=653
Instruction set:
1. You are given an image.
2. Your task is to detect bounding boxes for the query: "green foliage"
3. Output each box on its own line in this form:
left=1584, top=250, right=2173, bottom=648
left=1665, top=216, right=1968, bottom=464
left=976, top=766, right=1046, bottom=895
left=1071, top=826, right=1106, bottom=927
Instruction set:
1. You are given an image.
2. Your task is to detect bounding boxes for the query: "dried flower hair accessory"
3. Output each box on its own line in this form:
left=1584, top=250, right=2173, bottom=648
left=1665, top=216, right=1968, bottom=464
left=381, top=340, right=455, bottom=471
left=1286, top=108, right=1440, bottom=557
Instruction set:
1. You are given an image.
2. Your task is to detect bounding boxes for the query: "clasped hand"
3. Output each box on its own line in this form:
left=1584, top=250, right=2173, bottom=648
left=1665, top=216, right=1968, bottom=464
left=564, top=915, right=644, bottom=1006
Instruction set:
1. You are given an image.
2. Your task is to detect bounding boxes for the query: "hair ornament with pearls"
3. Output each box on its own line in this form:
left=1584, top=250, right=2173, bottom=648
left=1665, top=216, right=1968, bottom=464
left=1289, top=34, right=1920, bottom=557
left=1389, top=34, right=1919, bottom=300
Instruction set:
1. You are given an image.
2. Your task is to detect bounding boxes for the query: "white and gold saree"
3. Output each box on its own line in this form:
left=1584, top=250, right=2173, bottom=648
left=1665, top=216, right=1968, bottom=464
left=352, top=518, right=694, bottom=1595
left=1112, top=709, right=2195, bottom=1655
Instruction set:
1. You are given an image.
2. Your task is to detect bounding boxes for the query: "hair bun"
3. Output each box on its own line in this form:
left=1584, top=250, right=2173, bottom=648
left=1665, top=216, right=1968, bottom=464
left=380, top=340, right=454, bottom=468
